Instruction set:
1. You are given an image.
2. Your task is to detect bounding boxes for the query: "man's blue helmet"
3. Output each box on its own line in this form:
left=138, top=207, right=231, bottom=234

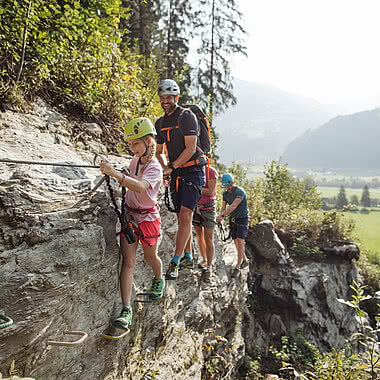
left=221, top=173, right=234, bottom=187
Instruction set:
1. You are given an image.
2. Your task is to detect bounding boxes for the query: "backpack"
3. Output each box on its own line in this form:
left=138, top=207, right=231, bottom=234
left=178, top=104, right=212, bottom=156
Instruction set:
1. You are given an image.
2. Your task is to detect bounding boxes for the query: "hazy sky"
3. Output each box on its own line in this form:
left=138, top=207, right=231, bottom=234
left=233, top=0, right=380, bottom=112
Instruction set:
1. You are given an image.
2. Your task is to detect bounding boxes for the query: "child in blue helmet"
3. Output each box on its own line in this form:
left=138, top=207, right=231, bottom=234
left=216, top=173, right=249, bottom=278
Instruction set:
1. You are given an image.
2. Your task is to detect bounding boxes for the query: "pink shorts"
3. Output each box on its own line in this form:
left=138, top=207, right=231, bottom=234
left=134, top=218, right=161, bottom=247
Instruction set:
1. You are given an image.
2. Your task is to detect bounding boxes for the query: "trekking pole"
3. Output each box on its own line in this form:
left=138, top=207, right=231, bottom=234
left=0, top=158, right=100, bottom=168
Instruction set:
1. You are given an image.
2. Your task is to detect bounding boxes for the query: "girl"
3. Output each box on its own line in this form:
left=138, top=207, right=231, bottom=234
left=100, top=117, right=163, bottom=330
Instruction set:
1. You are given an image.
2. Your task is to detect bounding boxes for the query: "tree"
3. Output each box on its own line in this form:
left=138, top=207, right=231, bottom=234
left=303, top=176, right=317, bottom=192
left=361, top=185, right=371, bottom=207
left=195, top=0, right=247, bottom=116
left=336, top=185, right=348, bottom=209
left=350, top=194, right=359, bottom=206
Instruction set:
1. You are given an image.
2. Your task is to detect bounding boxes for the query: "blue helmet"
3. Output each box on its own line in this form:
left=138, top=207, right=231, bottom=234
left=221, top=173, right=234, bottom=187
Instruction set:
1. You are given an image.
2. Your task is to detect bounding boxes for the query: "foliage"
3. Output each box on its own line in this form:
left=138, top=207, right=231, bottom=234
left=362, top=185, right=371, bottom=207
left=268, top=333, right=319, bottom=373
left=201, top=324, right=234, bottom=380
left=0, top=0, right=161, bottom=133
left=252, top=283, right=380, bottom=379
left=336, top=185, right=349, bottom=209
left=350, top=194, right=360, bottom=205
left=258, top=160, right=321, bottom=225
left=216, top=160, right=355, bottom=256
left=305, top=282, right=380, bottom=380
left=195, top=0, right=247, bottom=115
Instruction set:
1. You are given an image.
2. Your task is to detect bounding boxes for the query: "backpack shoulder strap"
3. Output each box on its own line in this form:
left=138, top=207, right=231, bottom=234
left=177, top=106, right=190, bottom=128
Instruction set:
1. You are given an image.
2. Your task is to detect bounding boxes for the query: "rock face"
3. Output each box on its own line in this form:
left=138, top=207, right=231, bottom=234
left=0, top=101, right=362, bottom=379
left=0, top=103, right=248, bottom=379
left=245, top=221, right=360, bottom=352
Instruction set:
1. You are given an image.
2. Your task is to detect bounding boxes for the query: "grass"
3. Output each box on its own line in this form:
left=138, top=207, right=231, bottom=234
left=317, top=186, right=380, bottom=200
left=343, top=210, right=380, bottom=258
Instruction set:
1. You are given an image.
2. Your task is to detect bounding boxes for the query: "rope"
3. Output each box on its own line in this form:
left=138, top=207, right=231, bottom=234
left=0, top=158, right=99, bottom=168
left=0, top=313, right=14, bottom=329
left=163, top=176, right=179, bottom=213
left=105, top=175, right=136, bottom=244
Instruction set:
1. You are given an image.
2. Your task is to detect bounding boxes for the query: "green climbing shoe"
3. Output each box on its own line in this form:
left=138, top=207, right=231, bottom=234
left=150, top=278, right=165, bottom=300
left=112, top=306, right=132, bottom=330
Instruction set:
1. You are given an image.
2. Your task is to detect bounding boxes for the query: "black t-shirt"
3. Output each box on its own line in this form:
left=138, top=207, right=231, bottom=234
left=155, top=107, right=200, bottom=163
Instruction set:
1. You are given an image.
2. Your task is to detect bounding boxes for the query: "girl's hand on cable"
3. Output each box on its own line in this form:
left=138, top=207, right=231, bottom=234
left=100, top=160, right=114, bottom=176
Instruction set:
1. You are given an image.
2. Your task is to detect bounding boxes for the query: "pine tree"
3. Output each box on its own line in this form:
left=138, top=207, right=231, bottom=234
left=361, top=185, right=371, bottom=207
left=150, top=0, right=194, bottom=92
left=336, top=185, right=348, bottom=209
left=195, top=0, right=247, bottom=116
left=121, top=0, right=155, bottom=59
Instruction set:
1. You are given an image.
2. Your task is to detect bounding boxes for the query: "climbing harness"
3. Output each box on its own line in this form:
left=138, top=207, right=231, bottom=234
left=0, top=157, right=99, bottom=168
left=105, top=175, right=136, bottom=244
left=217, top=222, right=231, bottom=242
left=47, top=330, right=88, bottom=347
left=0, top=313, right=13, bottom=329
left=163, top=173, right=203, bottom=214
left=192, top=201, right=217, bottom=227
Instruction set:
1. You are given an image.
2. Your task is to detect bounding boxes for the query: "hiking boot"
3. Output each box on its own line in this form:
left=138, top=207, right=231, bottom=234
left=201, top=267, right=212, bottom=283
left=112, top=306, right=132, bottom=330
left=150, top=278, right=165, bottom=300
left=240, top=259, right=250, bottom=269
left=165, top=261, right=179, bottom=280
left=179, top=256, right=193, bottom=271
left=231, top=267, right=241, bottom=279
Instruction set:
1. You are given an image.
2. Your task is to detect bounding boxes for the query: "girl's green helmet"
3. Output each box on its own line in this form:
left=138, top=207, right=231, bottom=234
left=124, top=117, right=157, bottom=141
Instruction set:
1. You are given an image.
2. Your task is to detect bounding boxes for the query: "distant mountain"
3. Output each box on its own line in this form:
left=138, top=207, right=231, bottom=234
left=282, top=108, right=380, bottom=170
left=213, top=79, right=339, bottom=164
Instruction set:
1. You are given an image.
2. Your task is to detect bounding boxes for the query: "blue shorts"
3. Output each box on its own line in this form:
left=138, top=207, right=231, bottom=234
left=170, top=167, right=205, bottom=211
left=230, top=216, right=249, bottom=240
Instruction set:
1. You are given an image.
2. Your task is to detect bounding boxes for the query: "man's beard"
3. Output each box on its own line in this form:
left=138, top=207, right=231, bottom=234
left=163, top=103, right=177, bottom=115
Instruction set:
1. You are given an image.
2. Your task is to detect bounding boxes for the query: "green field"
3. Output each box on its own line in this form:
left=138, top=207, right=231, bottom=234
left=317, top=186, right=380, bottom=200
left=343, top=211, right=380, bottom=255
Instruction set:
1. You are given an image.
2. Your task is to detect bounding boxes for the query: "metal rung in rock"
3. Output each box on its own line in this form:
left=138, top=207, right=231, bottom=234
left=103, top=328, right=130, bottom=340
left=47, top=331, right=88, bottom=347
left=135, top=292, right=156, bottom=303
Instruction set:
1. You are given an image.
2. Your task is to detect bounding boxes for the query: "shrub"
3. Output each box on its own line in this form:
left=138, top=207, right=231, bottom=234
left=0, top=1, right=160, bottom=131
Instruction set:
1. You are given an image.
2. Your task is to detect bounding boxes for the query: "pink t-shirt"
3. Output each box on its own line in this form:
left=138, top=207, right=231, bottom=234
left=125, top=156, right=162, bottom=223
left=198, top=166, right=218, bottom=206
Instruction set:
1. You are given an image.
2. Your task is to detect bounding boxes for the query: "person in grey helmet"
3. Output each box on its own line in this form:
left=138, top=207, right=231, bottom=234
left=155, top=79, right=206, bottom=281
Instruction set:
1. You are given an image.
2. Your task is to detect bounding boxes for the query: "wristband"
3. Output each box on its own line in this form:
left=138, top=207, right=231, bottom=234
left=119, top=171, right=130, bottom=185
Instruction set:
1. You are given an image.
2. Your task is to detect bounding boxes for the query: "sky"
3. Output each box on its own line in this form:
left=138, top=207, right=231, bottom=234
left=233, top=0, right=380, bottom=113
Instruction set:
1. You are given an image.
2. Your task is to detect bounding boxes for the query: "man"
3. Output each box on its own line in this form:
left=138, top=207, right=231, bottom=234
left=216, top=173, right=249, bottom=278
left=155, top=79, right=205, bottom=280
